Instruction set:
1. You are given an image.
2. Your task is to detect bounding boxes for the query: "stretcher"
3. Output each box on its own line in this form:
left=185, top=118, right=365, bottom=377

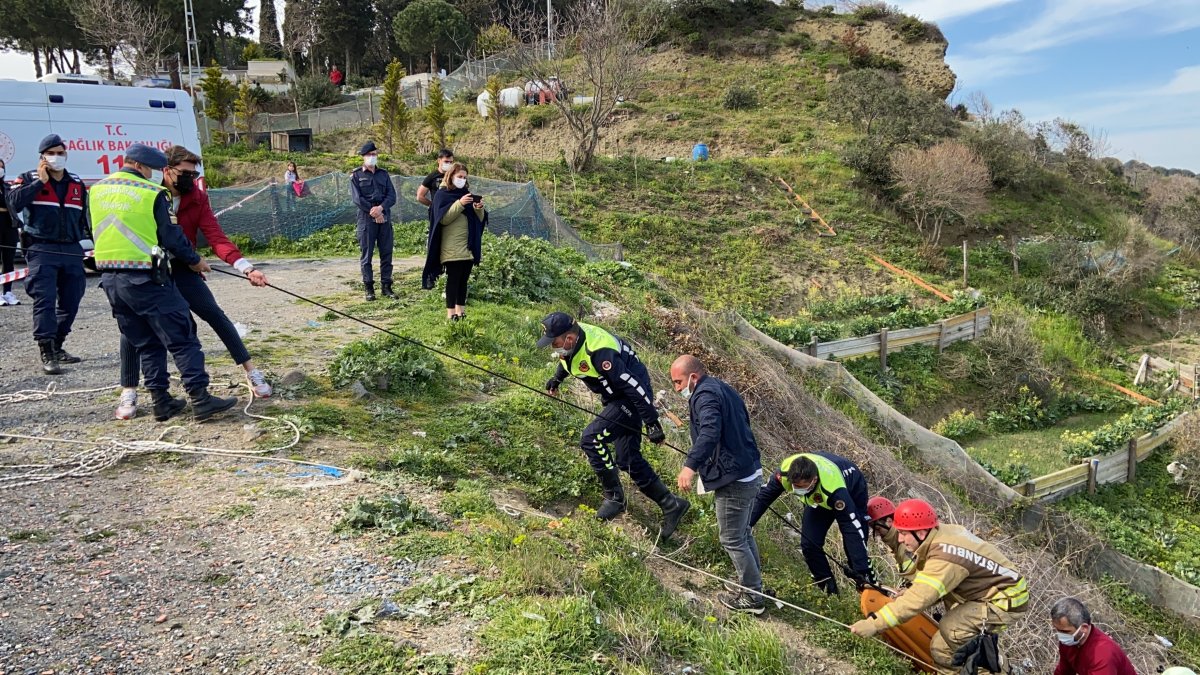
left=860, top=587, right=939, bottom=673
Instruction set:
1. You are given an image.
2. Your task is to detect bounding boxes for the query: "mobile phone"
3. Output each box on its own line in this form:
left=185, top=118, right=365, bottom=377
left=471, top=194, right=483, bottom=204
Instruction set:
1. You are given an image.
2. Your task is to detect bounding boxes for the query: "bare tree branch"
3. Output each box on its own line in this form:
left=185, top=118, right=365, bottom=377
left=893, top=140, right=991, bottom=247
left=75, top=0, right=173, bottom=78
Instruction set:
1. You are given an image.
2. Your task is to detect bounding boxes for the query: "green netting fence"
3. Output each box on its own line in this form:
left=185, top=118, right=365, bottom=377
left=206, top=172, right=620, bottom=260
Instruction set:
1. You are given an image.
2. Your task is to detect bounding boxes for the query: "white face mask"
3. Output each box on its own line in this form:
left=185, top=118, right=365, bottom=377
left=440, top=162, right=454, bottom=173
left=551, top=346, right=570, bottom=359
left=43, top=154, right=67, bottom=171
left=364, top=155, right=378, bottom=168
left=150, top=169, right=164, bottom=186
left=1056, top=626, right=1085, bottom=646
left=792, top=482, right=817, bottom=496
left=680, top=374, right=696, bottom=400
left=0, top=168, right=5, bottom=178
left=452, top=177, right=467, bottom=189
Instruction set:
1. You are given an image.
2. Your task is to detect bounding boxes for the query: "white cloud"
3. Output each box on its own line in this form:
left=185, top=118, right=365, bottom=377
left=887, top=0, right=1021, bottom=24
left=1107, top=126, right=1200, bottom=170
left=976, top=0, right=1199, bottom=55
left=1153, top=64, right=1200, bottom=96
left=945, top=53, right=1037, bottom=85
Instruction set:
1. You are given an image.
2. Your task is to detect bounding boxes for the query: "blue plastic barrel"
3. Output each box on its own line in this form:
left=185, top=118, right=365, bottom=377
left=692, top=143, right=710, bottom=161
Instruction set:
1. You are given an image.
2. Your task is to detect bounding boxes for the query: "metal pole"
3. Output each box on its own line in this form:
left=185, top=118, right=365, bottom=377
left=547, top=0, right=553, bottom=60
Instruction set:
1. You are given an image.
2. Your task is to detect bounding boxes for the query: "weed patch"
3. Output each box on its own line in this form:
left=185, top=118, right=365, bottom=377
left=330, top=335, right=446, bottom=397
left=336, top=494, right=442, bottom=536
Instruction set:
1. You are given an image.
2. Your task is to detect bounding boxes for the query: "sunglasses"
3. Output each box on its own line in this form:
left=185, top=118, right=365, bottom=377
left=172, top=169, right=201, bottom=179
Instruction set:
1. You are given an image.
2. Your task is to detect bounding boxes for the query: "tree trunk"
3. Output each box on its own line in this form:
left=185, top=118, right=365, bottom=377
left=430, top=47, right=437, bottom=75
left=32, top=46, right=43, bottom=78
left=71, top=50, right=81, bottom=74
left=105, top=49, right=115, bottom=81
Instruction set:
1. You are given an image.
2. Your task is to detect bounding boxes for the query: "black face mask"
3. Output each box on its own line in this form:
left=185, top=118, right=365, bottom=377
left=174, top=172, right=196, bottom=194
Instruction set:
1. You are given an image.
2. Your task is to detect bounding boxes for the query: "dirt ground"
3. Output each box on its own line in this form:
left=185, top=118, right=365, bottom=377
left=0, top=257, right=458, bottom=675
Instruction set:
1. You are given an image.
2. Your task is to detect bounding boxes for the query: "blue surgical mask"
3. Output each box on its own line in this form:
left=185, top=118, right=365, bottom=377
left=151, top=169, right=164, bottom=186
left=1056, top=626, right=1084, bottom=646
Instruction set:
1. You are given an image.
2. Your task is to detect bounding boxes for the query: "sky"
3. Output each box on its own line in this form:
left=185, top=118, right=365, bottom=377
left=889, top=0, right=1200, bottom=171
left=2, top=0, right=1197, bottom=170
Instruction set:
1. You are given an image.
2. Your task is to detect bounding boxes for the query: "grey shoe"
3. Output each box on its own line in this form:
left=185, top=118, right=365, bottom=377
left=718, top=591, right=765, bottom=615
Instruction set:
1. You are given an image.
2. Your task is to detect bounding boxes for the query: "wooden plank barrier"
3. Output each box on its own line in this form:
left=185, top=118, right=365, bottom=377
left=809, top=308, right=990, bottom=363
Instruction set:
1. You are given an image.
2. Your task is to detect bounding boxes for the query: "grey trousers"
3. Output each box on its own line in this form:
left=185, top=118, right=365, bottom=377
left=716, top=478, right=763, bottom=593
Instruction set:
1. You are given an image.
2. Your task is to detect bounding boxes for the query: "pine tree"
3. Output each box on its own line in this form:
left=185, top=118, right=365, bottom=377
left=377, top=60, right=413, bottom=155
left=485, top=75, right=503, bottom=159
left=425, top=76, right=449, bottom=151
left=200, top=61, right=237, bottom=142
left=258, top=0, right=282, bottom=57
left=234, top=79, right=260, bottom=145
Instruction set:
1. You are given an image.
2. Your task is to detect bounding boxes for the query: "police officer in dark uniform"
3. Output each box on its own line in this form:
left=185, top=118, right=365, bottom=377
left=90, top=144, right=237, bottom=422
left=5, top=134, right=91, bottom=374
left=349, top=141, right=397, bottom=301
left=539, top=311, right=690, bottom=541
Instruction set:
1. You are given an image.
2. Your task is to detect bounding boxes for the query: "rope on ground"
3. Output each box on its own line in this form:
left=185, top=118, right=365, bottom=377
left=0, top=382, right=118, bottom=406
left=0, top=383, right=361, bottom=490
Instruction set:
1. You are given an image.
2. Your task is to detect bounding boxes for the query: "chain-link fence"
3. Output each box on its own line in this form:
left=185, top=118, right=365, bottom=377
left=206, top=172, right=620, bottom=261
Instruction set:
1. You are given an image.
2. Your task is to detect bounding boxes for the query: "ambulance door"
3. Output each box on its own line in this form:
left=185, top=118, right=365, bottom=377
left=0, top=83, right=53, bottom=177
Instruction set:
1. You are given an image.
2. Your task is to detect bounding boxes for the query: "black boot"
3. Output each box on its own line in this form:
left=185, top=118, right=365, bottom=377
left=149, top=388, right=188, bottom=422
left=54, top=338, right=82, bottom=364
left=37, top=339, right=62, bottom=375
left=642, top=479, right=691, bottom=542
left=381, top=282, right=396, bottom=299
left=364, top=283, right=376, bottom=302
left=187, top=387, right=238, bottom=422
left=594, top=468, right=626, bottom=520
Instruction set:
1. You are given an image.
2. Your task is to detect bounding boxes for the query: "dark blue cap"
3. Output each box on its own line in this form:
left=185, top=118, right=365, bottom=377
left=125, top=144, right=169, bottom=169
left=359, top=141, right=378, bottom=155
left=537, top=312, right=576, bottom=348
left=38, top=134, right=65, bottom=153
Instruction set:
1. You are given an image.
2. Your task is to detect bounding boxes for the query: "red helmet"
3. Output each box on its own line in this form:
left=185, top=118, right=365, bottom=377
left=893, top=499, right=939, bottom=531
left=867, top=496, right=896, bottom=522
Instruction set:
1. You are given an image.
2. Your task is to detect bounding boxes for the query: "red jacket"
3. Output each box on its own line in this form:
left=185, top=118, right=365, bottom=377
left=1054, top=627, right=1137, bottom=675
left=176, top=187, right=244, bottom=267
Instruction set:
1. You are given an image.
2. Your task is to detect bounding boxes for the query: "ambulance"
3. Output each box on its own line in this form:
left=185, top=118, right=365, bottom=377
left=0, top=80, right=202, bottom=184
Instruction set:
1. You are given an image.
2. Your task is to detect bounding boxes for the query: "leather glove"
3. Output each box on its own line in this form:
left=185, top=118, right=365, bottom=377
left=545, top=377, right=562, bottom=394
left=646, top=421, right=666, bottom=444
left=849, top=618, right=879, bottom=638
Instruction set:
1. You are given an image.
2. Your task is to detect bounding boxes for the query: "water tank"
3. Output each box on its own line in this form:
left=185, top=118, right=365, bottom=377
left=692, top=143, right=710, bottom=161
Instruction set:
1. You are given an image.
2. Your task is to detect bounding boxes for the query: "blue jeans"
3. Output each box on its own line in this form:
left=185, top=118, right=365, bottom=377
left=119, top=266, right=251, bottom=387
left=715, top=478, right=762, bottom=593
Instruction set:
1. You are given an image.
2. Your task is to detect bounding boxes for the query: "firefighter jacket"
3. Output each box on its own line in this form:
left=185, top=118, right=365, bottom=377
left=868, top=524, right=1029, bottom=633
left=881, top=526, right=917, bottom=581
left=6, top=170, right=90, bottom=243
left=550, top=322, right=658, bottom=425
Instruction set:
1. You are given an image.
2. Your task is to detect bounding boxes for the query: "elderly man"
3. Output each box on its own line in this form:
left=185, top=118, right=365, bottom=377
left=1051, top=597, right=1135, bottom=675
left=671, top=355, right=765, bottom=615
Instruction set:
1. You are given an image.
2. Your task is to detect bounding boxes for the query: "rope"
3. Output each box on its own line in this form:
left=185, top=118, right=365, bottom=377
left=0, top=382, right=117, bottom=405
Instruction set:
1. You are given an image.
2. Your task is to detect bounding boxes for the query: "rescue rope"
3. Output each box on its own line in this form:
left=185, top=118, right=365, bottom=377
left=0, top=382, right=117, bottom=406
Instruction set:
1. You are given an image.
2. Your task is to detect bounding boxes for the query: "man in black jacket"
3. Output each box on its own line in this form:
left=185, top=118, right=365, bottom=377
left=671, top=355, right=766, bottom=615
left=540, top=312, right=689, bottom=540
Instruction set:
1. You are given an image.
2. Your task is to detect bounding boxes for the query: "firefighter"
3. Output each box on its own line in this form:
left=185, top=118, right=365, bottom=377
left=867, top=496, right=916, bottom=582
left=850, top=499, right=1028, bottom=675
left=5, top=134, right=90, bottom=374
left=749, top=451, right=875, bottom=594
left=539, top=311, right=689, bottom=540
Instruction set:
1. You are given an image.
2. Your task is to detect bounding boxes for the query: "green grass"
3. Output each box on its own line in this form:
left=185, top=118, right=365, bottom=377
left=963, top=412, right=1125, bottom=483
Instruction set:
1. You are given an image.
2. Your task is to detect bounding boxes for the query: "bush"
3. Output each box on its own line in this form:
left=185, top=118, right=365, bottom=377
left=722, top=85, right=759, bottom=111
left=1061, top=402, right=1187, bottom=461
left=932, top=409, right=985, bottom=441
left=330, top=335, right=445, bottom=395
left=470, top=234, right=585, bottom=305
left=336, top=494, right=442, bottom=535
left=979, top=459, right=1032, bottom=486
left=524, top=104, right=558, bottom=128
left=986, top=386, right=1051, bottom=432
left=293, top=75, right=344, bottom=110
left=970, top=308, right=1062, bottom=406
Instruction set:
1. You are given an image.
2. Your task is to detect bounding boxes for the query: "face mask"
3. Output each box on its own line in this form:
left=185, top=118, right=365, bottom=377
left=43, top=155, right=66, bottom=171
left=364, top=155, right=378, bottom=167
left=150, top=169, right=164, bottom=186
left=440, top=162, right=454, bottom=173
left=0, top=168, right=5, bottom=178
left=1056, top=626, right=1084, bottom=646
left=551, top=346, right=570, bottom=359
left=452, top=177, right=467, bottom=189
left=175, top=171, right=196, bottom=194
left=680, top=375, right=696, bottom=400
left=793, top=483, right=817, bottom=496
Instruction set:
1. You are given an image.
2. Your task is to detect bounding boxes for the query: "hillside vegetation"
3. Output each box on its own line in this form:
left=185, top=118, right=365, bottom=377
left=202, top=2, right=1200, bottom=671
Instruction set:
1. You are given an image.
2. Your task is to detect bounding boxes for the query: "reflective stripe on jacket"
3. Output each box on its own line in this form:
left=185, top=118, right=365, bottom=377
left=90, top=172, right=163, bottom=270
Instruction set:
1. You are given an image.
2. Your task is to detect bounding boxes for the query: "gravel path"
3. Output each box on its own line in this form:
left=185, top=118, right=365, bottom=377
left=0, top=257, right=442, bottom=674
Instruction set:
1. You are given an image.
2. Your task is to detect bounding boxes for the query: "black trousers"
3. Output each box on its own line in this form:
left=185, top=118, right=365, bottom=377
left=444, top=259, right=472, bottom=308
left=580, top=401, right=660, bottom=489
left=0, top=226, right=16, bottom=294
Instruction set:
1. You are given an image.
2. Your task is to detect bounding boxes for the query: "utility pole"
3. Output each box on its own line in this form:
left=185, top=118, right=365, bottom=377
left=546, top=0, right=553, bottom=60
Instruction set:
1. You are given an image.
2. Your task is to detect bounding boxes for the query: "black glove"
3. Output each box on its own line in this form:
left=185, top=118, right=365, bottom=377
left=545, top=377, right=562, bottom=394
left=646, top=421, right=665, bottom=444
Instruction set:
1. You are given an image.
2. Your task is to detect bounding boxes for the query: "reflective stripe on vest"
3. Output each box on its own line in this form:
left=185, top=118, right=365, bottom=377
left=779, top=453, right=848, bottom=509
left=562, top=322, right=621, bottom=379
left=90, top=173, right=163, bottom=270
left=989, top=576, right=1028, bottom=611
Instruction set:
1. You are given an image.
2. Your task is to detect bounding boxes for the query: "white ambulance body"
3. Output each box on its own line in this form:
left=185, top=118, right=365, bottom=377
left=0, top=81, right=202, bottom=184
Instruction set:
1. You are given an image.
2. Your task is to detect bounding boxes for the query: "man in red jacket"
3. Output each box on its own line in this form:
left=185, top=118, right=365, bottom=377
left=1052, top=597, right=1136, bottom=675
left=114, top=145, right=273, bottom=420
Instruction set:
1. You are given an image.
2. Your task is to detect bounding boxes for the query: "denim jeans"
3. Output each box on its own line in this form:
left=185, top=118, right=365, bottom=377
left=715, top=478, right=763, bottom=593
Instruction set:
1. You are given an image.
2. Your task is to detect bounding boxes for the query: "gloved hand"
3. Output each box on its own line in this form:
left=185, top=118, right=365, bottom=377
left=849, top=618, right=878, bottom=638
left=545, top=377, right=562, bottom=395
left=646, top=421, right=665, bottom=444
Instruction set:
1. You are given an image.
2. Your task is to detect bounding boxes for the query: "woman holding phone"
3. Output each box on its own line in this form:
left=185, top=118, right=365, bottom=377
left=423, top=162, right=487, bottom=320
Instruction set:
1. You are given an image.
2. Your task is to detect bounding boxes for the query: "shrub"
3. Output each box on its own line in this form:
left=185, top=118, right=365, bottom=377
left=723, top=85, right=759, bottom=111
left=524, top=104, right=558, bottom=128
left=853, top=3, right=891, bottom=21
left=892, top=140, right=991, bottom=246
left=330, top=335, right=445, bottom=395
left=895, top=15, right=929, bottom=42
left=970, top=308, right=1062, bottom=406
left=293, top=75, right=344, bottom=110
left=470, top=235, right=585, bottom=305
left=979, top=459, right=1032, bottom=486
left=336, top=494, right=442, bottom=535
left=1170, top=414, right=1200, bottom=497
left=1062, top=402, right=1187, bottom=461
left=782, top=32, right=813, bottom=50
left=986, top=386, right=1051, bottom=432
left=932, top=409, right=985, bottom=441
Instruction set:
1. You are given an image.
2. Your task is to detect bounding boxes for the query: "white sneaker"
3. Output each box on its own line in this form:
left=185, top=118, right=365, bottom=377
left=247, top=368, right=272, bottom=398
left=1, top=291, right=18, bottom=306
left=115, top=389, right=138, bottom=420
